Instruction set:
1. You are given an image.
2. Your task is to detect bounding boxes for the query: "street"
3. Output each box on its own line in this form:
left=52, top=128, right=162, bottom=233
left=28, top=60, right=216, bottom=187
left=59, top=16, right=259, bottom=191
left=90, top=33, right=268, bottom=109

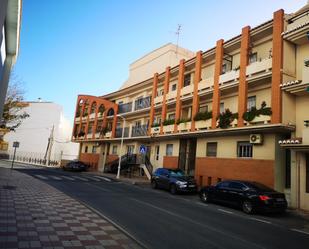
left=4, top=161, right=309, bottom=249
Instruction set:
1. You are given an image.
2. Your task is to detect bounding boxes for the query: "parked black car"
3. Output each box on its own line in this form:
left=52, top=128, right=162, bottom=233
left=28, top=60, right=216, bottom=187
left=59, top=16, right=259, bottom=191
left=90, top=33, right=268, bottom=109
left=151, top=168, right=197, bottom=194
left=199, top=180, right=287, bottom=214
left=63, top=161, right=89, bottom=172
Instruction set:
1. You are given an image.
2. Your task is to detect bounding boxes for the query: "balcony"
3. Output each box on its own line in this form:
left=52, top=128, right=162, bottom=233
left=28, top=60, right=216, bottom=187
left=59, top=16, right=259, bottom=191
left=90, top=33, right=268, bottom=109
left=118, top=102, right=132, bottom=114
left=163, top=124, right=174, bottom=133
left=246, top=58, right=272, bottom=77
left=195, top=119, right=212, bottom=130
left=131, top=124, right=148, bottom=137
left=151, top=126, right=160, bottom=134
left=134, top=96, right=151, bottom=111
left=181, top=84, right=194, bottom=97
left=244, top=115, right=271, bottom=126
left=198, top=77, right=214, bottom=92
left=75, top=117, right=80, bottom=122
left=178, top=122, right=191, bottom=132
left=89, top=113, right=96, bottom=119
left=154, top=95, right=163, bottom=105
left=95, top=132, right=101, bottom=138
left=115, top=127, right=130, bottom=138
left=166, top=90, right=177, bottom=102
left=219, top=70, right=239, bottom=84
left=86, top=133, right=93, bottom=139
left=105, top=131, right=112, bottom=138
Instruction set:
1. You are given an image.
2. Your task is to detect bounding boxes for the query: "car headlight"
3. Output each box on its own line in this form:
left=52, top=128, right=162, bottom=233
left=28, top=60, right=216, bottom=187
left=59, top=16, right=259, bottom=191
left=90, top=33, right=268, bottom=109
left=176, top=181, right=187, bottom=186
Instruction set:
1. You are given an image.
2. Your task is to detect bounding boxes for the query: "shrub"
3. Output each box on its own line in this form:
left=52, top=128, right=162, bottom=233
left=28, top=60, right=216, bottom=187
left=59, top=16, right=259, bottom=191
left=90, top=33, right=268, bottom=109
left=163, top=119, right=175, bottom=126
left=176, top=118, right=191, bottom=125
left=242, top=102, right=272, bottom=122
left=218, top=109, right=238, bottom=129
left=194, top=111, right=212, bottom=121
left=151, top=122, right=161, bottom=128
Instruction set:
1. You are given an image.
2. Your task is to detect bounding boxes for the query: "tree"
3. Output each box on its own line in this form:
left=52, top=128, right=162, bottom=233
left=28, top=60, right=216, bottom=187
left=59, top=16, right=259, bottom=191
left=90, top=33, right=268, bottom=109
left=0, top=74, right=29, bottom=131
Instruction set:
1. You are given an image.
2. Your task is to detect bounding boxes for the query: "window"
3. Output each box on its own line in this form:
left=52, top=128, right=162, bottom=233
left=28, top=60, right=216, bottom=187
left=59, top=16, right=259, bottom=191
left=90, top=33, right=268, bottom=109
left=247, top=96, right=256, bottom=111
left=127, top=145, right=134, bottom=154
left=199, top=105, right=208, bottom=113
left=229, top=182, right=246, bottom=190
left=118, top=101, right=123, bottom=105
left=184, top=74, right=191, bottom=87
left=216, top=181, right=229, bottom=189
left=92, top=146, right=97, bottom=153
left=112, top=145, right=117, bottom=154
left=166, top=144, right=173, bottom=156
left=168, top=113, right=175, bottom=120
left=172, top=84, right=177, bottom=91
left=249, top=52, right=257, bottom=64
left=237, top=141, right=253, bottom=158
left=220, top=102, right=224, bottom=113
left=155, top=146, right=160, bottom=160
left=135, top=120, right=141, bottom=128
left=206, top=142, right=217, bottom=157
left=222, top=64, right=227, bottom=74
left=85, top=146, right=88, bottom=153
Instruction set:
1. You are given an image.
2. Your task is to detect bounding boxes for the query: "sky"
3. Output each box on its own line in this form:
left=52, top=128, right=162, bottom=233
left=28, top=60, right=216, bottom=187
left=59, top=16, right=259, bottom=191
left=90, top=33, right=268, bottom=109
left=13, top=0, right=308, bottom=122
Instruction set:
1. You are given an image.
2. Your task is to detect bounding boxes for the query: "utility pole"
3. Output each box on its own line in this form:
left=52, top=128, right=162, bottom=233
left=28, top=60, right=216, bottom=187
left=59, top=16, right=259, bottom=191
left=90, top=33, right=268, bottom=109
left=44, top=125, right=54, bottom=166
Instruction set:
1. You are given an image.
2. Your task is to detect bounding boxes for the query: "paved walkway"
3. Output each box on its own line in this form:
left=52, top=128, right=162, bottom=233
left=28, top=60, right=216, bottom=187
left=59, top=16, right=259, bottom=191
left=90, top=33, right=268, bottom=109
left=0, top=167, right=143, bottom=249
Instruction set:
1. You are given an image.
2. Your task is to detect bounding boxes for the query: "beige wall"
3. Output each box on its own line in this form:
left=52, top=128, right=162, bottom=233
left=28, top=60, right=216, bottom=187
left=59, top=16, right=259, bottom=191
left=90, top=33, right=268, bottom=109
left=196, top=134, right=275, bottom=160
left=295, top=95, right=309, bottom=137
left=296, top=44, right=309, bottom=80
left=282, top=92, right=296, bottom=126
left=251, top=40, right=272, bottom=61
left=201, top=63, right=215, bottom=80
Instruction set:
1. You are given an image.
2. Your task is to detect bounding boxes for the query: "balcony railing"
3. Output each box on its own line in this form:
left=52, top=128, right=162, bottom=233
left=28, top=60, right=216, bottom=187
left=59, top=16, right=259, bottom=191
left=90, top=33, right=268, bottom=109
left=118, top=102, right=132, bottom=114
left=134, top=97, right=151, bottom=111
left=246, top=58, right=272, bottom=76
left=131, top=124, right=148, bottom=137
left=115, top=127, right=130, bottom=138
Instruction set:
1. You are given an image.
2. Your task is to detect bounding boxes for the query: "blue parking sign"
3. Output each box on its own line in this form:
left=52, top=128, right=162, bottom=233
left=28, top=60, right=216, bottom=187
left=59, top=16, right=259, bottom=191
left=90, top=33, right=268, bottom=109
left=139, top=145, right=147, bottom=154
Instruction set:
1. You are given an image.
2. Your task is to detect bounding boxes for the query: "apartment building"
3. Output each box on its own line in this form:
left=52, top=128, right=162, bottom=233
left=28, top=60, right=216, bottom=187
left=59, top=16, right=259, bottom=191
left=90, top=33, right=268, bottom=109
left=72, top=4, right=309, bottom=210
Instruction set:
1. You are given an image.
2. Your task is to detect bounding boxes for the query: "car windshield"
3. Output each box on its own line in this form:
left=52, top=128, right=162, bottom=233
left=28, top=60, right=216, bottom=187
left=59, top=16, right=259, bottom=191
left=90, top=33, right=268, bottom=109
left=246, top=182, right=274, bottom=192
left=169, top=169, right=185, bottom=177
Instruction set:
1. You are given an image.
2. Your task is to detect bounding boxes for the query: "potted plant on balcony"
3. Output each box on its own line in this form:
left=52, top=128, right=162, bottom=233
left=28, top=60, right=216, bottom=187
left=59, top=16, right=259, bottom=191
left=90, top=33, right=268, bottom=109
left=243, top=101, right=272, bottom=125
left=176, top=118, right=191, bottom=131
left=162, top=119, right=175, bottom=133
left=78, top=131, right=85, bottom=137
left=217, top=109, right=238, bottom=129
left=194, top=111, right=212, bottom=129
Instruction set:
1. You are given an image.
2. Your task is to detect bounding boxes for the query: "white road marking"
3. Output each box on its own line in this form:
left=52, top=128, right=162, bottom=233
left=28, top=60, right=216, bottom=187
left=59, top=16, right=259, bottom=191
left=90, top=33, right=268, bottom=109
left=290, top=228, right=309, bottom=236
left=218, top=208, right=234, bottom=214
left=50, top=176, right=62, bottom=180
left=72, top=176, right=88, bottom=181
left=92, top=176, right=112, bottom=182
left=35, top=175, right=48, bottom=180
left=61, top=176, right=75, bottom=181
left=195, top=201, right=208, bottom=207
left=85, top=177, right=101, bottom=182
left=249, top=217, right=271, bottom=224
left=129, top=198, right=265, bottom=249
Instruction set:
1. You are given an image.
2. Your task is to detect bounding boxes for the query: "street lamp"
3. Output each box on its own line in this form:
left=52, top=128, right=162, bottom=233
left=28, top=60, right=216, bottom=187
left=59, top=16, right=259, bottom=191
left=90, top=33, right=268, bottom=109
left=116, top=114, right=125, bottom=179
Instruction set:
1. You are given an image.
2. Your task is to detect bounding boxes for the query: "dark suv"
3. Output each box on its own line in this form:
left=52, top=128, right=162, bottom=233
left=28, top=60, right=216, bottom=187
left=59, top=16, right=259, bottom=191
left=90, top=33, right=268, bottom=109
left=151, top=168, right=197, bottom=194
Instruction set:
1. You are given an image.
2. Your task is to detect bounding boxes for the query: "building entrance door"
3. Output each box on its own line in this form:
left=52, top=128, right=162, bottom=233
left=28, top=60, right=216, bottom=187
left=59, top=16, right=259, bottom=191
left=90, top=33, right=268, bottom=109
left=178, top=138, right=197, bottom=176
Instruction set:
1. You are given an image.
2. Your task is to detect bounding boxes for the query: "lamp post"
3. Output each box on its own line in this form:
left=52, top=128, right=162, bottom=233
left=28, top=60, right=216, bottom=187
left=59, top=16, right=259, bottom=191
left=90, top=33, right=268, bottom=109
left=116, top=115, right=125, bottom=179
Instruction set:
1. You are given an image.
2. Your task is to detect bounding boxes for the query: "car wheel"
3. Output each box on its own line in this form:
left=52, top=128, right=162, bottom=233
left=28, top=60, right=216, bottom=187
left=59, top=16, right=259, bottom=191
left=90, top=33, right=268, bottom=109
left=200, top=191, right=210, bottom=203
left=242, top=200, right=254, bottom=214
left=170, top=184, right=177, bottom=195
left=151, top=180, right=158, bottom=189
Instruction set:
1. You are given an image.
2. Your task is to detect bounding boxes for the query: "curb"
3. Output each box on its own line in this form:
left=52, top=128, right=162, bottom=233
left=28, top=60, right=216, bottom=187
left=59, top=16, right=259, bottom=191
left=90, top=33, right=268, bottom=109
left=76, top=199, right=148, bottom=249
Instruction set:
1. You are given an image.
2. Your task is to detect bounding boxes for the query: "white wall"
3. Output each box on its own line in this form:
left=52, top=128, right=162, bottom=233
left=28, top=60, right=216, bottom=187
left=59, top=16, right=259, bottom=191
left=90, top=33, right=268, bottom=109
left=5, top=101, right=79, bottom=160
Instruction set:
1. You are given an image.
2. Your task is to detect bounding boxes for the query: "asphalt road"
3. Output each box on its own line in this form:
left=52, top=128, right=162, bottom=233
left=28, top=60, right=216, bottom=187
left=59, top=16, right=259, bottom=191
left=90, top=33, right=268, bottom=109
left=4, top=161, right=309, bottom=249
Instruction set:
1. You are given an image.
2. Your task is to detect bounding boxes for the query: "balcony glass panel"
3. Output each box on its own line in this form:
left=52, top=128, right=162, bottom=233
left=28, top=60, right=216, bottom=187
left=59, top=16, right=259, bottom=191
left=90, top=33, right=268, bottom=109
left=115, top=127, right=130, bottom=138
left=118, top=102, right=132, bottom=114
left=134, top=96, right=151, bottom=111
left=131, top=124, right=148, bottom=137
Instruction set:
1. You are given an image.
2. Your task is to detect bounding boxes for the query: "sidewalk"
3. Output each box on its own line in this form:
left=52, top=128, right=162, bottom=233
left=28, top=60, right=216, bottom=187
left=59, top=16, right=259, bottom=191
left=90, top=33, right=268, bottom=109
left=0, top=167, right=143, bottom=249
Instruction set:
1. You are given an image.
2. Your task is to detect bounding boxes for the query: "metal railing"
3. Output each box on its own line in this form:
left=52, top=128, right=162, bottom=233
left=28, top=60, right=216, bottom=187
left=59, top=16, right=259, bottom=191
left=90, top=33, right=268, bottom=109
left=131, top=124, right=148, bottom=137
left=118, top=102, right=133, bottom=114
left=115, top=127, right=130, bottom=138
left=134, top=96, right=151, bottom=111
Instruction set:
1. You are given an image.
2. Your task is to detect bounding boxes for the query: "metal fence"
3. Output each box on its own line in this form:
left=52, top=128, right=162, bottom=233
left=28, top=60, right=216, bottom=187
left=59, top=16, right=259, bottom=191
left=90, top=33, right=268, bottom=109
left=8, top=150, right=62, bottom=167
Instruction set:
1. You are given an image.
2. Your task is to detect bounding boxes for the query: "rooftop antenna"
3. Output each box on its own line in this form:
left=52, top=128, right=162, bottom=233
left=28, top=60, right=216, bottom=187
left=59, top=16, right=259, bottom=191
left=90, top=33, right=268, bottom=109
left=175, top=24, right=182, bottom=55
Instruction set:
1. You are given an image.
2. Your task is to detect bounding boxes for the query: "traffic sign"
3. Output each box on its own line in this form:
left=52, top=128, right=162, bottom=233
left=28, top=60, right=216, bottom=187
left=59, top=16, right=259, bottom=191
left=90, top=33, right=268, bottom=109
left=139, top=144, right=147, bottom=154
left=13, top=141, right=20, bottom=148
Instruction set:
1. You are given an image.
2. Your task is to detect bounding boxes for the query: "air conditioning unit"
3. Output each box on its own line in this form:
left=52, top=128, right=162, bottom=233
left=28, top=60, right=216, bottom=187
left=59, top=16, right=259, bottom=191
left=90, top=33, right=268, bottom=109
left=250, top=134, right=263, bottom=144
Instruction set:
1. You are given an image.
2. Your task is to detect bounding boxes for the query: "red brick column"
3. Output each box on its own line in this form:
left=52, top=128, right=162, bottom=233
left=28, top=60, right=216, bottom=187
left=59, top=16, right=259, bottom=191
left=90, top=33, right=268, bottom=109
left=72, top=96, right=81, bottom=139
left=211, top=39, right=224, bottom=129
left=92, top=104, right=99, bottom=139
left=174, top=59, right=185, bottom=132
left=271, top=9, right=284, bottom=124
left=160, top=67, right=171, bottom=134
left=111, top=105, right=119, bottom=138
left=149, top=73, right=159, bottom=135
left=191, top=51, right=202, bottom=131
left=85, top=101, right=92, bottom=139
left=78, top=99, right=85, bottom=135
left=237, top=26, right=251, bottom=127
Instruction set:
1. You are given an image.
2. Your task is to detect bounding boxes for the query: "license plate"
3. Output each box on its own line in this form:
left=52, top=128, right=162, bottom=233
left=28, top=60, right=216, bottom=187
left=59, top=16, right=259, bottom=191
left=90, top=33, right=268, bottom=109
left=276, top=198, right=284, bottom=202
left=189, top=185, right=195, bottom=188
